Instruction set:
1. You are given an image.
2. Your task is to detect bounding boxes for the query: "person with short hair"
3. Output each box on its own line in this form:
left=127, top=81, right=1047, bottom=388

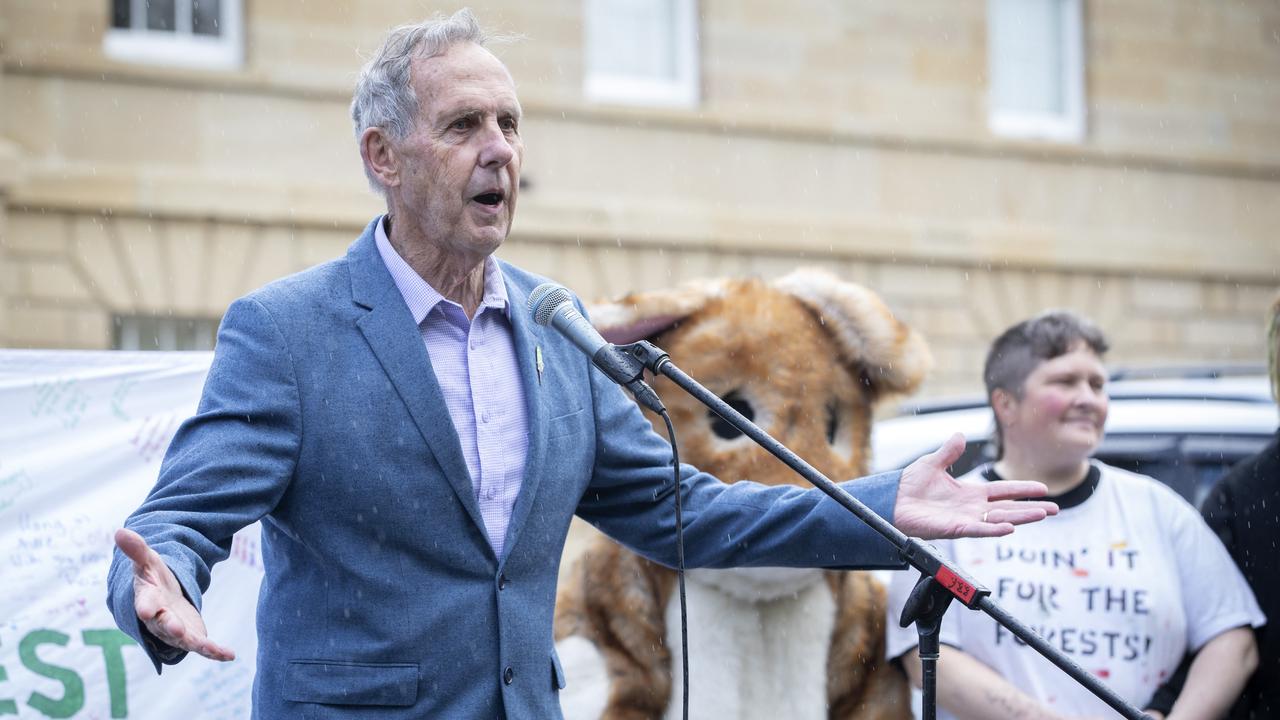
left=105, top=10, right=1058, bottom=718
left=886, top=310, right=1263, bottom=720
left=1192, top=295, right=1280, bottom=719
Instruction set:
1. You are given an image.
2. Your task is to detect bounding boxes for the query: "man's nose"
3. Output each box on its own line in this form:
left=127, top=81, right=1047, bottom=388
left=477, top=120, right=515, bottom=168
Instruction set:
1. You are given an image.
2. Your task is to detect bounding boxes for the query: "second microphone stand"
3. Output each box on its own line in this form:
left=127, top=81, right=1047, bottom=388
left=612, top=339, right=1152, bottom=720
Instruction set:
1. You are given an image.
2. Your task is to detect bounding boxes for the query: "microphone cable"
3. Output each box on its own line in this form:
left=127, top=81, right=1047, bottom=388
left=657, top=408, right=690, bottom=720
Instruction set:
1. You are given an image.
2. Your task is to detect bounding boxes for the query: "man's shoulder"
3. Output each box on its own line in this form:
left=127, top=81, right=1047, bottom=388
left=236, top=220, right=375, bottom=313
left=240, top=250, right=354, bottom=313
left=494, top=257, right=557, bottom=295
left=1216, top=433, right=1280, bottom=496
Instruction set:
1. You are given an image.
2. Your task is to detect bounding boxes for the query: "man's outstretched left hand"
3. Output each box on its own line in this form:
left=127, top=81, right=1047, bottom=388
left=892, top=433, right=1058, bottom=540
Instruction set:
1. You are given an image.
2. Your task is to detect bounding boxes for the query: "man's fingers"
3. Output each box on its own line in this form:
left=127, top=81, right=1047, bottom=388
left=114, top=528, right=156, bottom=568
left=983, top=505, right=1052, bottom=526
left=957, top=522, right=1017, bottom=538
left=198, top=639, right=237, bottom=662
left=985, top=480, right=1051, bottom=502
left=143, top=611, right=236, bottom=662
left=922, top=432, right=967, bottom=470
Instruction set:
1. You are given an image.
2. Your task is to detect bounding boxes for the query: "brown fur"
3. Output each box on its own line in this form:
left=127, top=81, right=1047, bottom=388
left=555, top=269, right=930, bottom=719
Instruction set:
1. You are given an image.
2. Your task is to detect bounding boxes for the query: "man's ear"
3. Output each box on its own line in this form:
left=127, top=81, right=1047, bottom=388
left=361, top=126, right=400, bottom=189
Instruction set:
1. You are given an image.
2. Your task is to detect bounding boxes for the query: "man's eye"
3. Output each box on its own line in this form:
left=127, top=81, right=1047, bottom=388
left=451, top=118, right=472, bottom=130
left=500, top=118, right=518, bottom=132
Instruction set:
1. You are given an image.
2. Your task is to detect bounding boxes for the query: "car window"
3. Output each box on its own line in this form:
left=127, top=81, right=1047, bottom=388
left=949, top=441, right=994, bottom=477
left=1096, top=433, right=1269, bottom=509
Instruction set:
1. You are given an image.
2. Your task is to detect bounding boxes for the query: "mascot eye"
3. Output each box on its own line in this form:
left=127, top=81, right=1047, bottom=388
left=709, top=392, right=754, bottom=440
left=826, top=399, right=839, bottom=444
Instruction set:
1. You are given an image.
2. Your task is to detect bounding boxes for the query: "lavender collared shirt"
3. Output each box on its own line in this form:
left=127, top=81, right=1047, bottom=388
left=375, top=217, right=529, bottom=558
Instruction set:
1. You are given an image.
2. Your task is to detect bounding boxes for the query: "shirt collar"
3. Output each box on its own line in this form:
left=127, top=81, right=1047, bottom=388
left=374, top=215, right=511, bottom=324
left=981, top=462, right=1102, bottom=511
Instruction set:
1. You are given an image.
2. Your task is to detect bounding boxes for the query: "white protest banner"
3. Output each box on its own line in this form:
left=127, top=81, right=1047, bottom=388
left=1, top=349, right=261, bottom=719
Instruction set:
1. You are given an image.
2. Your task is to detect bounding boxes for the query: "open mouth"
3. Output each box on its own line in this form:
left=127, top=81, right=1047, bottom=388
left=472, top=191, right=504, bottom=206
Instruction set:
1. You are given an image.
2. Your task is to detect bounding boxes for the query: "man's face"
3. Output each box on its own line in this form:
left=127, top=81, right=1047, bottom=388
left=999, top=344, right=1109, bottom=464
left=391, top=43, right=523, bottom=259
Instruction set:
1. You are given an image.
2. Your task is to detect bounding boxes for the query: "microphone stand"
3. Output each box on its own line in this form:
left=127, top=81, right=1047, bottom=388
left=614, top=339, right=1153, bottom=720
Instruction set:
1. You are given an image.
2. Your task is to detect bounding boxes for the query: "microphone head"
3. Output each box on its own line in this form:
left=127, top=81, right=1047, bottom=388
left=528, top=282, right=574, bottom=327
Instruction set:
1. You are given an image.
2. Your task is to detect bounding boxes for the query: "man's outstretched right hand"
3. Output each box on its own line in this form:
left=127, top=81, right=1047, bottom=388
left=114, top=528, right=236, bottom=662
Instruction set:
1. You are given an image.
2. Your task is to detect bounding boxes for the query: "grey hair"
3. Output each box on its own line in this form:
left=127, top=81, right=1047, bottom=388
left=351, top=8, right=488, bottom=194
left=983, top=310, right=1110, bottom=458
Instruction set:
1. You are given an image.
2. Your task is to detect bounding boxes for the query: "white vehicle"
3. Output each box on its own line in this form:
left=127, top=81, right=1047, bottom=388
left=871, top=370, right=1278, bottom=508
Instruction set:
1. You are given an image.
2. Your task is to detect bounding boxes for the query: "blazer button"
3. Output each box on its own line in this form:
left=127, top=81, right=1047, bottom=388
left=498, top=573, right=508, bottom=590
left=503, top=666, right=514, bottom=685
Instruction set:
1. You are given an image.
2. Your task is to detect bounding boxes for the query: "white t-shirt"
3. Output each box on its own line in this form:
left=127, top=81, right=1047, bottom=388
left=885, top=462, right=1265, bottom=719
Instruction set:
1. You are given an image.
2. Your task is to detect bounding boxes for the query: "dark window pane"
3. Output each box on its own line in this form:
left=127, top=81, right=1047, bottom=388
left=112, top=314, right=220, bottom=351
left=112, top=0, right=131, bottom=29
left=146, top=0, right=175, bottom=31
left=193, top=0, right=221, bottom=36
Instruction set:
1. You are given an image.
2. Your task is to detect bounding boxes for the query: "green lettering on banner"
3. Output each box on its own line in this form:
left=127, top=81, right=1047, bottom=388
left=83, top=630, right=137, bottom=719
left=18, top=630, right=84, bottom=719
left=0, top=659, right=18, bottom=715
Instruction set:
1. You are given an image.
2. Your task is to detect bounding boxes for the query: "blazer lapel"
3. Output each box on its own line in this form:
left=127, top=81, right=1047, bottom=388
left=498, top=270, right=549, bottom=561
left=347, top=223, right=488, bottom=540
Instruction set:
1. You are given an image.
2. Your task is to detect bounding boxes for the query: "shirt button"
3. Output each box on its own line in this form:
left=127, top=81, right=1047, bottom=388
left=499, top=573, right=508, bottom=591
left=503, top=666, right=514, bottom=685
left=482, top=410, right=491, bottom=423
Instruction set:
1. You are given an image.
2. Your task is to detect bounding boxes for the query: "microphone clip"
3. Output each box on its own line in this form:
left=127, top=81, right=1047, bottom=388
left=592, top=341, right=668, bottom=414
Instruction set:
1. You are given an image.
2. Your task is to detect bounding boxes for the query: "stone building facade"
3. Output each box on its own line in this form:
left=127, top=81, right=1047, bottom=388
left=2, top=0, right=1277, bottom=396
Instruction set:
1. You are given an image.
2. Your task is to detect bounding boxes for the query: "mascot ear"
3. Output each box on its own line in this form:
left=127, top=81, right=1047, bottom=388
left=772, top=268, right=932, bottom=399
left=588, top=279, right=732, bottom=345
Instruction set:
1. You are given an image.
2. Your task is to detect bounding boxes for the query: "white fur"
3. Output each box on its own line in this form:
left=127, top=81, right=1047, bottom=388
left=686, top=566, right=825, bottom=602
left=557, top=635, right=610, bottom=720
left=664, top=571, right=837, bottom=720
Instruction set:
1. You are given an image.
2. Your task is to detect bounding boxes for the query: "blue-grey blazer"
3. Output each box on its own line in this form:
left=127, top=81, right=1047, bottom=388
left=107, top=216, right=904, bottom=718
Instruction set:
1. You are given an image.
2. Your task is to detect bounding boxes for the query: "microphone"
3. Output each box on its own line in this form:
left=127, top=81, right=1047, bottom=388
left=528, top=283, right=665, bottom=413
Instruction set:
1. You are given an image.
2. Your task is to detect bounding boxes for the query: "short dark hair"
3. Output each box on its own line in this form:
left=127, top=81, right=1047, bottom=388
left=983, top=310, right=1110, bottom=457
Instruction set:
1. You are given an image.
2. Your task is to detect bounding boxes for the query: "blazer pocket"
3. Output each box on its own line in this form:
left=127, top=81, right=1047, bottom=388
left=283, top=660, right=419, bottom=707
left=546, top=408, right=585, bottom=440
left=551, top=650, right=567, bottom=691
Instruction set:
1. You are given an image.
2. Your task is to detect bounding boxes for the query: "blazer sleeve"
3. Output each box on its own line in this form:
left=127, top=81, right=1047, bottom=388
left=574, top=349, right=904, bottom=571
left=106, top=296, right=301, bottom=670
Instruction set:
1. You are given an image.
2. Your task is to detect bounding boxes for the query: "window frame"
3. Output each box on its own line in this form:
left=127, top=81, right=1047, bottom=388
left=104, top=0, right=244, bottom=71
left=583, top=0, right=700, bottom=108
left=113, top=314, right=220, bottom=352
left=986, top=0, right=1085, bottom=143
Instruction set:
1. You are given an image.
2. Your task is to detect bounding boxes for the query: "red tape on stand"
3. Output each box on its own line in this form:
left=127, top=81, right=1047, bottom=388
left=934, top=565, right=977, bottom=605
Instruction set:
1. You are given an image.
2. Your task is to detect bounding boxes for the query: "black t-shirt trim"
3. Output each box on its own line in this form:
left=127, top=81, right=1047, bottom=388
left=982, top=463, right=1101, bottom=510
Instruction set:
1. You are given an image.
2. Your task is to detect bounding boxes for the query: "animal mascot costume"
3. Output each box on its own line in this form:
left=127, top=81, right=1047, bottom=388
left=555, top=268, right=930, bottom=720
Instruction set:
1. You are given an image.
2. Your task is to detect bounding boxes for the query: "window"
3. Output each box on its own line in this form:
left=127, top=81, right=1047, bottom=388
left=105, top=0, right=243, bottom=70
left=583, top=0, right=699, bottom=108
left=113, top=314, right=219, bottom=351
left=986, top=0, right=1084, bottom=142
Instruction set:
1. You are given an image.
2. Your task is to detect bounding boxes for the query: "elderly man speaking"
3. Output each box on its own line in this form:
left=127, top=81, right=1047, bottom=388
left=107, top=9, right=1056, bottom=719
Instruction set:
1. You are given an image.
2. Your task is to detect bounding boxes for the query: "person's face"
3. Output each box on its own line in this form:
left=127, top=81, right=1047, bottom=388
left=996, top=344, right=1109, bottom=465
left=392, top=43, right=523, bottom=258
